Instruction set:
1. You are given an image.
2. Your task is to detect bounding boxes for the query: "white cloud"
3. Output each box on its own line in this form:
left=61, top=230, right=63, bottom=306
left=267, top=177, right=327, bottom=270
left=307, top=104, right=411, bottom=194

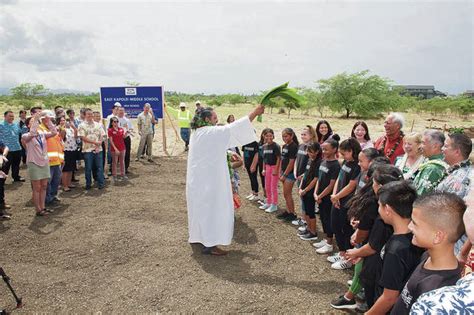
left=0, top=0, right=472, bottom=94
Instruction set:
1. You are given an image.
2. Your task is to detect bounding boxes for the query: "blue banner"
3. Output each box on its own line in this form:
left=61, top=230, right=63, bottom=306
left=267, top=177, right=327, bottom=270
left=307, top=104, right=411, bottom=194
left=100, top=86, right=164, bottom=119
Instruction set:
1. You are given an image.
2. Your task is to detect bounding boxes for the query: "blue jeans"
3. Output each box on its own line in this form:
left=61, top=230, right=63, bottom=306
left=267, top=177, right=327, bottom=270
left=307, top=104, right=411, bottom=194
left=180, top=128, right=190, bottom=146
left=107, top=139, right=112, bottom=170
left=46, top=165, right=62, bottom=203
left=84, top=151, right=104, bottom=188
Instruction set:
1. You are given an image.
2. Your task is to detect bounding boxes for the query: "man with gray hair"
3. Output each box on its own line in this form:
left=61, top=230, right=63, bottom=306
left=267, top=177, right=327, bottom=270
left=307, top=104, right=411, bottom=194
left=136, top=103, right=156, bottom=162
left=413, top=129, right=448, bottom=195
left=374, top=112, right=405, bottom=164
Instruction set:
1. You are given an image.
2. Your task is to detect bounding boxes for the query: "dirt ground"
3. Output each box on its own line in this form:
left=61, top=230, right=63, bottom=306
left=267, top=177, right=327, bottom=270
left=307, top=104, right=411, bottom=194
left=0, top=147, right=352, bottom=313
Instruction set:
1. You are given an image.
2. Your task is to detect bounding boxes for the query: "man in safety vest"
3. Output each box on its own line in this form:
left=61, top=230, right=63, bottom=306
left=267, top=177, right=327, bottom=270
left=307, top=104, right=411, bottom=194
left=166, top=102, right=192, bottom=151
left=39, top=110, right=65, bottom=205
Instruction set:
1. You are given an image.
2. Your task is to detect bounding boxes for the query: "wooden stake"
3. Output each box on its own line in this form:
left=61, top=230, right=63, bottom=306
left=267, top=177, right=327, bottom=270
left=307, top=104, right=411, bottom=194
left=165, top=108, right=180, bottom=139
left=161, top=94, right=169, bottom=156
left=410, top=119, right=415, bottom=132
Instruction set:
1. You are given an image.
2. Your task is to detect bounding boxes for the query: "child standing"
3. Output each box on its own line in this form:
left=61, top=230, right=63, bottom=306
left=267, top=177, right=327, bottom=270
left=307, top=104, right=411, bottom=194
left=292, top=125, right=317, bottom=227
left=366, top=180, right=422, bottom=314
left=276, top=128, right=299, bottom=221
left=297, top=142, right=322, bottom=241
left=257, top=129, right=269, bottom=205
left=391, top=192, right=465, bottom=314
left=108, top=117, right=127, bottom=181
left=328, top=138, right=362, bottom=270
left=242, top=140, right=260, bottom=201
left=260, top=129, right=281, bottom=213
left=313, top=136, right=341, bottom=254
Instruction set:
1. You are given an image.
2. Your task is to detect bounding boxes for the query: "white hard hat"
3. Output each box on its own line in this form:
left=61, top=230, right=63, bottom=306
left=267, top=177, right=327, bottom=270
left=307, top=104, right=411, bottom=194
left=195, top=100, right=201, bottom=105
left=114, top=102, right=122, bottom=107
left=179, top=102, right=187, bottom=108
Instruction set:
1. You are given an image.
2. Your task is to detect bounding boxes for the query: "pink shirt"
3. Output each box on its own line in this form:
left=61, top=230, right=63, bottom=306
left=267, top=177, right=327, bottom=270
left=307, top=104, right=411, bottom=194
left=21, top=119, right=57, bottom=167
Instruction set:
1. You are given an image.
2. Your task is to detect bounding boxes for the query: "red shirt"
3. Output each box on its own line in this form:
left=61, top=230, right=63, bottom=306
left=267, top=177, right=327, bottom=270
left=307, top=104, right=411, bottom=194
left=108, top=127, right=126, bottom=152
left=374, top=132, right=405, bottom=164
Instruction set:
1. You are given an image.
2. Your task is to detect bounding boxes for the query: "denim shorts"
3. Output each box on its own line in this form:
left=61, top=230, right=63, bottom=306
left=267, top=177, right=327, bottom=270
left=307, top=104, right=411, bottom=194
left=281, top=172, right=296, bottom=182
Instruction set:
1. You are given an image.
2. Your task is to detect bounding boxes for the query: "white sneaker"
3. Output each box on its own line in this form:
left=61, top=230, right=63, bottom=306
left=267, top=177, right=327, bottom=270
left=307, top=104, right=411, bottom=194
left=291, top=218, right=305, bottom=226
left=257, top=199, right=266, bottom=205
left=316, top=244, right=334, bottom=254
left=331, top=259, right=353, bottom=270
left=347, top=280, right=353, bottom=286
left=248, top=195, right=258, bottom=201
left=327, top=252, right=342, bottom=263
left=259, top=203, right=270, bottom=210
left=313, top=239, right=327, bottom=249
left=265, top=205, right=278, bottom=213
left=298, top=225, right=307, bottom=232
left=245, top=194, right=254, bottom=200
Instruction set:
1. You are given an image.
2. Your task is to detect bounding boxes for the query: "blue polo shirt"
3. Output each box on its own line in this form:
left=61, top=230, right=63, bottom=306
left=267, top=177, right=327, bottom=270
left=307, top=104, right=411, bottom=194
left=0, top=121, right=23, bottom=151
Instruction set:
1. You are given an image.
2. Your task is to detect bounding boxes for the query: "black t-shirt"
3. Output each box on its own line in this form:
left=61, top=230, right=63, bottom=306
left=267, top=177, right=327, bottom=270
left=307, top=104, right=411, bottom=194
left=301, top=158, right=322, bottom=190
left=295, top=144, right=309, bottom=177
left=377, top=233, right=423, bottom=301
left=391, top=253, right=462, bottom=315
left=358, top=200, right=379, bottom=231
left=242, top=141, right=259, bottom=164
left=263, top=142, right=281, bottom=166
left=281, top=142, right=298, bottom=173
left=336, top=160, right=361, bottom=207
left=317, top=159, right=340, bottom=196
left=360, top=216, right=393, bottom=285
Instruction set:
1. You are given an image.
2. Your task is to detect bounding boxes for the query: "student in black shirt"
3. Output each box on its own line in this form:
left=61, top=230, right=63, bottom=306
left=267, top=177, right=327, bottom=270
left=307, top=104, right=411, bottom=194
left=276, top=128, right=299, bottom=221
left=297, top=142, right=322, bottom=241
left=345, top=164, right=403, bottom=308
left=242, top=141, right=260, bottom=201
left=293, top=125, right=317, bottom=226
left=391, top=192, right=466, bottom=314
left=366, top=180, right=422, bottom=315
left=330, top=158, right=389, bottom=310
left=260, top=129, right=281, bottom=213
left=313, top=136, right=340, bottom=255
left=257, top=129, right=269, bottom=203
left=328, top=138, right=361, bottom=270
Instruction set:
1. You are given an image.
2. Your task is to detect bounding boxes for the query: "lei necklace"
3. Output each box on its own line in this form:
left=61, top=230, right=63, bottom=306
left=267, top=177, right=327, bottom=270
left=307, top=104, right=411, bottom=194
left=379, top=131, right=404, bottom=158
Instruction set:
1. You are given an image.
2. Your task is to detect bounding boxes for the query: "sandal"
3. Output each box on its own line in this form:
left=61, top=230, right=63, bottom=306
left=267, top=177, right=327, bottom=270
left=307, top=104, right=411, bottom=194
left=36, top=210, right=48, bottom=216
left=44, top=208, right=54, bottom=213
left=63, top=188, right=71, bottom=192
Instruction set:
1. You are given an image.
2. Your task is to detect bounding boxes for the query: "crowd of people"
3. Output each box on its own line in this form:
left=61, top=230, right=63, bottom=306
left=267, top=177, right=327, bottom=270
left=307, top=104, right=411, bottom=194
left=231, top=112, right=473, bottom=313
left=0, top=102, right=158, bottom=217
left=1, top=102, right=473, bottom=313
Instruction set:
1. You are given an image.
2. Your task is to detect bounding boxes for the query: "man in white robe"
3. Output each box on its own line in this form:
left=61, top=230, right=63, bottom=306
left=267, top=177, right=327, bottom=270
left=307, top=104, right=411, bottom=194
left=186, top=104, right=265, bottom=255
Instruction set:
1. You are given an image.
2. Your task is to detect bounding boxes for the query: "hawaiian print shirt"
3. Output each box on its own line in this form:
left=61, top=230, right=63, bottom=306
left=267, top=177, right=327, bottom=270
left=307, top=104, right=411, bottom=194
left=436, top=161, right=472, bottom=199
left=413, top=154, right=448, bottom=196
left=410, top=273, right=474, bottom=314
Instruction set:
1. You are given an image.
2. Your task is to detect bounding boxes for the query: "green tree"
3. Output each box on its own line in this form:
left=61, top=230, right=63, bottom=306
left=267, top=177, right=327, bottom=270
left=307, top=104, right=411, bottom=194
left=317, top=70, right=398, bottom=118
left=10, top=83, right=48, bottom=99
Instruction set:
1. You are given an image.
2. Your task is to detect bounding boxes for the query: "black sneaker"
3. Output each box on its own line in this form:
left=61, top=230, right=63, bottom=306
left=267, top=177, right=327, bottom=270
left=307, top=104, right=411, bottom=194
left=330, top=295, right=356, bottom=310
left=299, top=232, right=318, bottom=241
left=284, top=213, right=297, bottom=222
left=276, top=212, right=290, bottom=219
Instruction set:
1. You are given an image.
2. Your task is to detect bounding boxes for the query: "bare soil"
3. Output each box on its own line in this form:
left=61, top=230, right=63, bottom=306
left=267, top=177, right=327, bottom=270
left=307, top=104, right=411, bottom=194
left=1, top=151, right=351, bottom=314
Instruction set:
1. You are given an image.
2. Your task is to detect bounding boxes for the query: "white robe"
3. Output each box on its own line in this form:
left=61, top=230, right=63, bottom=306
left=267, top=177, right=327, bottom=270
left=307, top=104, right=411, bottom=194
left=186, top=116, right=256, bottom=247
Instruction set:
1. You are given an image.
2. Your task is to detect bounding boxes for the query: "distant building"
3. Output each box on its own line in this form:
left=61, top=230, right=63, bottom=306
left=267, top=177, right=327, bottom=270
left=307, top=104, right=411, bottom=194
left=463, top=90, right=474, bottom=98
left=395, top=85, right=447, bottom=99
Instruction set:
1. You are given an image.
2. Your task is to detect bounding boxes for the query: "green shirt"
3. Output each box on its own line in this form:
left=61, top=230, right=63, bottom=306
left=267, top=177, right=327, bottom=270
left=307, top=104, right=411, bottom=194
left=413, top=154, right=448, bottom=195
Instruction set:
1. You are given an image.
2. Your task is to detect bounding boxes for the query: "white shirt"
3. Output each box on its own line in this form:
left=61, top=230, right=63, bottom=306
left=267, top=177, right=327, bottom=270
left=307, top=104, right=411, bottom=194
left=186, top=116, right=256, bottom=247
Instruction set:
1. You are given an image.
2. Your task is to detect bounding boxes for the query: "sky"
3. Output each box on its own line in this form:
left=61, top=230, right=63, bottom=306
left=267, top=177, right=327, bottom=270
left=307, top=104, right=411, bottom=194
left=0, top=0, right=472, bottom=95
